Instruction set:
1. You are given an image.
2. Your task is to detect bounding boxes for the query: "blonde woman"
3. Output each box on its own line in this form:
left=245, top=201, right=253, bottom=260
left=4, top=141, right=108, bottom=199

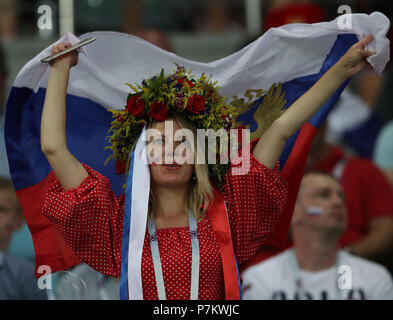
left=41, top=36, right=375, bottom=300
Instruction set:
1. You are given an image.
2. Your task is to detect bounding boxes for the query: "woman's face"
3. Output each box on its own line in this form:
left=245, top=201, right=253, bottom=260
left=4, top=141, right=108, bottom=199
left=147, top=118, right=195, bottom=189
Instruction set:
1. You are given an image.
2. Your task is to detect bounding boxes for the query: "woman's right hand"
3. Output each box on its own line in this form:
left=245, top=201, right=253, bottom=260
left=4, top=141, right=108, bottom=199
left=50, top=42, right=79, bottom=70
left=42, top=42, right=89, bottom=190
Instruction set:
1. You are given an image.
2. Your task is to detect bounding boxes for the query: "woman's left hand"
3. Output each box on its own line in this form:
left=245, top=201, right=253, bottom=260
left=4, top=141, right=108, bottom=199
left=336, top=34, right=376, bottom=79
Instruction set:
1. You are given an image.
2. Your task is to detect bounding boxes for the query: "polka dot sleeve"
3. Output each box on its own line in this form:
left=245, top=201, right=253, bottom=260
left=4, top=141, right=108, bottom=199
left=42, top=164, right=125, bottom=277
left=222, top=138, right=288, bottom=266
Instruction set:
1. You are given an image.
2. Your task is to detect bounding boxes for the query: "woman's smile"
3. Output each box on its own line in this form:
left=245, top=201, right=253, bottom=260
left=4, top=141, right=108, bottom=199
left=162, top=163, right=182, bottom=170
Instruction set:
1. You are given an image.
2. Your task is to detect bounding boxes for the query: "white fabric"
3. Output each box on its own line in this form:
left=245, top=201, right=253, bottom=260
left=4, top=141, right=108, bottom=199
left=242, top=249, right=393, bottom=300
left=55, top=263, right=119, bottom=300
left=326, top=88, right=372, bottom=146
left=127, top=127, right=150, bottom=300
left=12, top=12, right=390, bottom=109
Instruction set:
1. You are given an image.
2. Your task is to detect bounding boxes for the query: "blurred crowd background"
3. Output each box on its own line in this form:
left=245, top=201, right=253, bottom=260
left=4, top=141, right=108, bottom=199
left=1, top=0, right=393, bottom=300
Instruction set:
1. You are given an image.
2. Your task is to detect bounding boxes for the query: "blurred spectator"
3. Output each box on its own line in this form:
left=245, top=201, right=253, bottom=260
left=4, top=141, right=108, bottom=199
left=0, top=177, right=23, bottom=251
left=307, top=123, right=393, bottom=264
left=124, top=0, right=244, bottom=34
left=123, top=0, right=142, bottom=34
left=375, top=66, right=393, bottom=125
left=242, top=172, right=393, bottom=300
left=8, top=221, right=35, bottom=262
left=339, top=111, right=383, bottom=159
left=374, top=119, right=393, bottom=189
left=268, top=0, right=310, bottom=9
left=1, top=42, right=36, bottom=263
left=0, top=41, right=10, bottom=178
left=357, top=67, right=384, bottom=110
left=241, top=118, right=393, bottom=274
left=75, top=0, right=123, bottom=34
left=198, top=0, right=244, bottom=33
left=56, top=263, right=120, bottom=300
left=326, top=88, right=383, bottom=159
left=0, top=0, right=18, bottom=39
left=0, top=0, right=42, bottom=38
left=325, top=88, right=372, bottom=149
left=0, top=176, right=47, bottom=299
left=264, top=0, right=326, bottom=31
left=123, top=0, right=186, bottom=33
left=136, top=29, right=173, bottom=52
left=372, top=118, right=393, bottom=288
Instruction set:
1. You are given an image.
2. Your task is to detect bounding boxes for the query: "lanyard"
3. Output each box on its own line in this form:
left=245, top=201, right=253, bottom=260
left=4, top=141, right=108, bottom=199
left=147, top=209, right=200, bottom=300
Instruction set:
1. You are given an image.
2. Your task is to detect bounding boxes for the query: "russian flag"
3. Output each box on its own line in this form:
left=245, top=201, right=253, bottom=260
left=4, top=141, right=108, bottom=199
left=4, top=12, right=390, bottom=282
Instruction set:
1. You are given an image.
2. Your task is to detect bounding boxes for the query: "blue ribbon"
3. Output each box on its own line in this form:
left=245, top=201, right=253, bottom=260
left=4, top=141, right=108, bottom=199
left=119, top=150, right=135, bottom=300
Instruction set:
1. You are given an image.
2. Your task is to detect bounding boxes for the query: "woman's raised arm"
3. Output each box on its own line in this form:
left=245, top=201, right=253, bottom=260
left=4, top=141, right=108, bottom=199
left=253, top=35, right=376, bottom=169
left=40, top=42, right=88, bottom=190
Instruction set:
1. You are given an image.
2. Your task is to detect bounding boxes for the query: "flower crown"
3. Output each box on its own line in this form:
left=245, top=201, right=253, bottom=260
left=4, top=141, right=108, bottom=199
left=105, top=64, right=239, bottom=188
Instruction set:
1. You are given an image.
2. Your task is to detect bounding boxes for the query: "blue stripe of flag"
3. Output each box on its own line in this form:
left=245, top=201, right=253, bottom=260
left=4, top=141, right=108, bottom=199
left=5, top=87, right=125, bottom=195
left=236, top=34, right=358, bottom=169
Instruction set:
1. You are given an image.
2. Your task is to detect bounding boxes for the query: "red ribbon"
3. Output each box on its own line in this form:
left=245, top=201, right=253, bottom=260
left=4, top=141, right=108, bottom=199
left=207, top=184, right=241, bottom=300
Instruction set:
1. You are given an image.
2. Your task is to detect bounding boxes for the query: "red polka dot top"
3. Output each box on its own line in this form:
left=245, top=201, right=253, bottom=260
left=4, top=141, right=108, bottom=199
left=42, top=139, right=288, bottom=299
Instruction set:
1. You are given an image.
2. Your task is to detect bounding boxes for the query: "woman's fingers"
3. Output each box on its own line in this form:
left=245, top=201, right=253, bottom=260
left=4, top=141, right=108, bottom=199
left=51, top=42, right=74, bottom=55
left=55, top=42, right=71, bottom=51
left=357, top=47, right=376, bottom=60
left=363, top=50, right=376, bottom=57
left=350, top=35, right=376, bottom=61
left=358, top=34, right=374, bottom=48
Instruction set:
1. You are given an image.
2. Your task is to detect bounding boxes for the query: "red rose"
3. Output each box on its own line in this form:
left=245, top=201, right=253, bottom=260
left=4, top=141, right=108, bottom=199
left=115, top=159, right=127, bottom=175
left=187, top=95, right=205, bottom=114
left=127, top=95, right=145, bottom=117
left=177, top=78, right=194, bottom=88
left=149, top=101, right=168, bottom=122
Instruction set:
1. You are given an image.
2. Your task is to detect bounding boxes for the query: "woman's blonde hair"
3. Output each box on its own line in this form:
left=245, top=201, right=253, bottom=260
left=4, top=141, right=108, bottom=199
left=125, top=114, right=213, bottom=222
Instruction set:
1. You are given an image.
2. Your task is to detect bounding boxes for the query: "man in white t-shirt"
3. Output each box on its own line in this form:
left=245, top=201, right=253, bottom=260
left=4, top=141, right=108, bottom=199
left=242, top=171, right=393, bottom=300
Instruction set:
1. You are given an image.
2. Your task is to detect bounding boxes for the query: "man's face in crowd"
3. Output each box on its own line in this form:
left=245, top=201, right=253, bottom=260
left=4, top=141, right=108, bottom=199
left=293, top=173, right=347, bottom=236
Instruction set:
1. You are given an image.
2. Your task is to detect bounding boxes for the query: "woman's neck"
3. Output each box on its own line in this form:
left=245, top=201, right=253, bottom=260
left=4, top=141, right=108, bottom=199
left=151, top=184, right=189, bottom=228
